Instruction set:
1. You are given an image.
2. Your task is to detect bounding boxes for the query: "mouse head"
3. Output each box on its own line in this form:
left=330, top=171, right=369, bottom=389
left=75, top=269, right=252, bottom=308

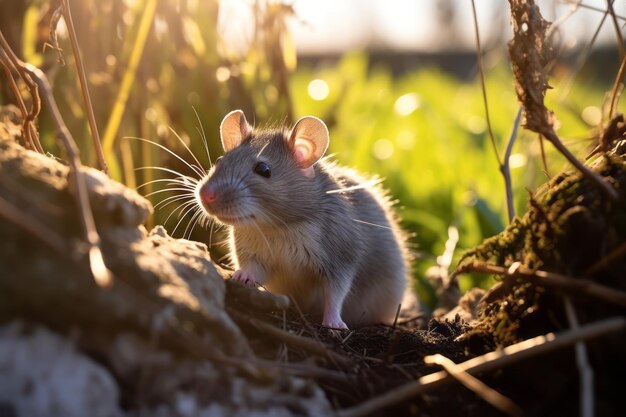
left=196, top=110, right=330, bottom=226
left=220, top=110, right=329, bottom=178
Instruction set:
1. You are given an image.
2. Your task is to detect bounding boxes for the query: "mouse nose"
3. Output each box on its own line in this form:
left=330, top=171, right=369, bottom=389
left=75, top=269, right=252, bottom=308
left=199, top=184, right=218, bottom=205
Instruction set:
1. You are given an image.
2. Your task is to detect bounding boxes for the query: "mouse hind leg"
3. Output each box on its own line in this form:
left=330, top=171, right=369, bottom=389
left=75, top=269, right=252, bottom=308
left=321, top=273, right=354, bottom=330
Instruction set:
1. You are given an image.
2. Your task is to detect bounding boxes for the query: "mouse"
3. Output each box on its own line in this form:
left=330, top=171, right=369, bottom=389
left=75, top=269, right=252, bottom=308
left=195, top=109, right=413, bottom=329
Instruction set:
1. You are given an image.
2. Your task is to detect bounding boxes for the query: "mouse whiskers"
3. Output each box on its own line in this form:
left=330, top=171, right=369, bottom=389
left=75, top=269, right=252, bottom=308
left=192, top=106, right=213, bottom=170
left=129, top=135, right=221, bottom=241
left=352, top=218, right=394, bottom=230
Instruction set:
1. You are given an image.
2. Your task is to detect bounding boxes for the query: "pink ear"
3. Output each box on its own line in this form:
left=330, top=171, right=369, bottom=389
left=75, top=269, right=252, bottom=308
left=220, top=110, right=251, bottom=152
left=289, top=116, right=329, bottom=171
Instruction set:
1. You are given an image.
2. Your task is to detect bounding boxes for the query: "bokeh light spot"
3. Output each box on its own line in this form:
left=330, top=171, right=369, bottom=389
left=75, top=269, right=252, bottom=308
left=394, top=93, right=421, bottom=116
left=216, top=67, right=231, bottom=82
left=308, top=79, right=329, bottom=101
left=581, top=106, right=601, bottom=126
left=373, top=138, right=394, bottom=160
left=509, top=153, right=527, bottom=169
left=466, top=115, right=486, bottom=134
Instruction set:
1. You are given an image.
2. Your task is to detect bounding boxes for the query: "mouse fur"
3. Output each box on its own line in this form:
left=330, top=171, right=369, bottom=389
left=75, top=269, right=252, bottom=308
left=196, top=110, right=413, bottom=329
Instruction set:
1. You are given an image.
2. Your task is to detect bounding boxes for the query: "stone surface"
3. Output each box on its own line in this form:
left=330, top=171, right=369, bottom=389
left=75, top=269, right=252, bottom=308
left=0, top=322, right=122, bottom=417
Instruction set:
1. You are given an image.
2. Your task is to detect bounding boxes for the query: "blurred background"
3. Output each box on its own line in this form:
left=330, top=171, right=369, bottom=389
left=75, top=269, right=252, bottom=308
left=1, top=0, right=624, bottom=308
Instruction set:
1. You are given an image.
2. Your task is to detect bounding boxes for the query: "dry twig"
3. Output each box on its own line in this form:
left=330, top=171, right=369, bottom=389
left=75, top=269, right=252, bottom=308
left=229, top=309, right=353, bottom=368
left=606, top=0, right=626, bottom=57
left=454, top=261, right=626, bottom=308
left=337, top=316, right=625, bottom=417
left=424, top=354, right=523, bottom=417
left=60, top=0, right=108, bottom=174
left=19, top=61, right=113, bottom=288
left=609, top=55, right=626, bottom=120
left=0, top=33, right=44, bottom=153
left=507, top=0, right=618, bottom=200
left=585, top=241, right=626, bottom=275
left=564, top=297, right=594, bottom=417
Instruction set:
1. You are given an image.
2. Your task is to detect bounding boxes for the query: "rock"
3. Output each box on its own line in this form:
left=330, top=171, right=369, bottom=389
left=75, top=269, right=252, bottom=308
left=0, top=131, right=250, bottom=357
left=0, top=322, right=121, bottom=417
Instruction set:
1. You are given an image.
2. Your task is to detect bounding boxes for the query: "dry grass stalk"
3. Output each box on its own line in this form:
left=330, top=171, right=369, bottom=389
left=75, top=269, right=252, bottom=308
left=454, top=261, right=626, bottom=308
left=60, top=0, right=108, bottom=174
left=424, top=354, right=523, bottom=417
left=0, top=33, right=44, bottom=153
left=22, top=62, right=113, bottom=288
left=564, top=297, right=594, bottom=417
left=229, top=309, right=353, bottom=369
left=470, top=0, right=518, bottom=222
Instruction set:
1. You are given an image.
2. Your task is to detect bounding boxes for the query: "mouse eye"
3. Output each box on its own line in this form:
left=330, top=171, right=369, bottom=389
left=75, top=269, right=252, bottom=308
left=254, top=161, right=271, bottom=178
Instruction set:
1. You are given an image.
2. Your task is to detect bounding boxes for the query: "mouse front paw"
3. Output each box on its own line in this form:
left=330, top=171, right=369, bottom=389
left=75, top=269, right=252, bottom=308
left=322, top=317, right=348, bottom=330
left=231, top=269, right=256, bottom=286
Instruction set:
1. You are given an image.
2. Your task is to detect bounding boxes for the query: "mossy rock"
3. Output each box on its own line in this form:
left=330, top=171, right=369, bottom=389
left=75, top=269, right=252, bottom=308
left=459, top=141, right=626, bottom=346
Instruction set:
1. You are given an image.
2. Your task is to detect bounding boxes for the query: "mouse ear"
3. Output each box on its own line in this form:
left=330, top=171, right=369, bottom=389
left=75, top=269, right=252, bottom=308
left=220, top=110, right=251, bottom=152
left=288, top=116, right=329, bottom=176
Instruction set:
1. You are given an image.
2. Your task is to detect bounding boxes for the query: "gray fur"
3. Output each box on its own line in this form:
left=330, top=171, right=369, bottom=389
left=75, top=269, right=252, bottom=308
left=196, top=127, right=412, bottom=328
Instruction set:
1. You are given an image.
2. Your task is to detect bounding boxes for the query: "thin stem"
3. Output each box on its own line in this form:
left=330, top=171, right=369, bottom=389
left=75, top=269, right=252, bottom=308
left=22, top=62, right=113, bottom=288
left=501, top=107, right=522, bottom=222
left=564, top=297, right=594, bottom=417
left=606, top=0, right=626, bottom=57
left=542, top=129, right=618, bottom=200
left=0, top=31, right=44, bottom=153
left=1, top=58, right=41, bottom=152
left=609, top=54, right=626, bottom=120
left=102, top=0, right=157, bottom=156
left=471, top=0, right=500, bottom=165
left=61, top=0, right=108, bottom=174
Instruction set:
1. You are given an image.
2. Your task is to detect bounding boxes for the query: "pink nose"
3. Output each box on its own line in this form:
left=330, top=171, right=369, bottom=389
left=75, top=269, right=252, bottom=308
left=200, top=185, right=218, bottom=204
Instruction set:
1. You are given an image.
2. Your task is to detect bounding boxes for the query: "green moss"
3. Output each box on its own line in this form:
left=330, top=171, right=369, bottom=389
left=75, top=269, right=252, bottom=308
left=458, top=147, right=626, bottom=346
